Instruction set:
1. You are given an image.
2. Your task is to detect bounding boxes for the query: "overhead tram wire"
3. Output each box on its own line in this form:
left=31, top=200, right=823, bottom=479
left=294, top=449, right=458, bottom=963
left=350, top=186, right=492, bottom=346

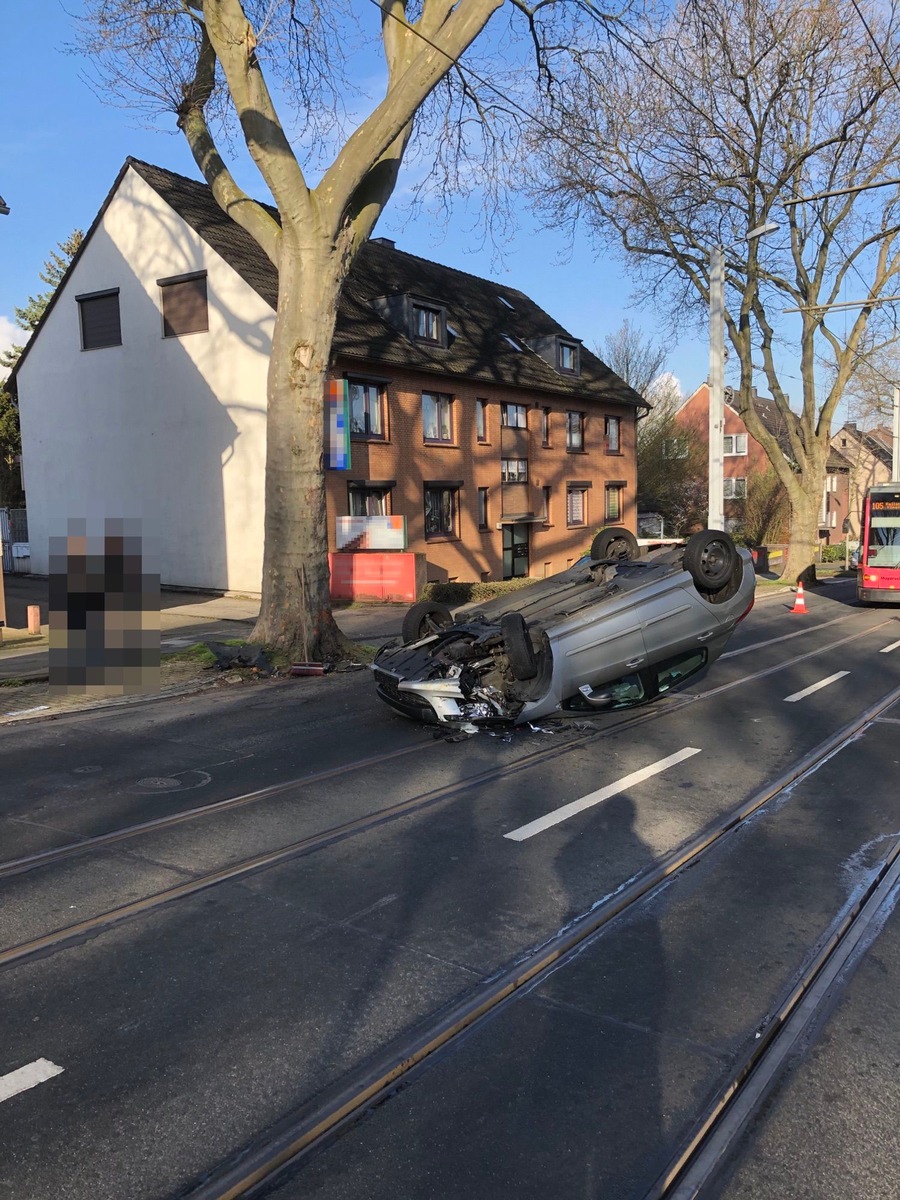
left=366, top=0, right=752, bottom=213
left=373, top=0, right=900, bottom=354
left=848, top=0, right=900, bottom=97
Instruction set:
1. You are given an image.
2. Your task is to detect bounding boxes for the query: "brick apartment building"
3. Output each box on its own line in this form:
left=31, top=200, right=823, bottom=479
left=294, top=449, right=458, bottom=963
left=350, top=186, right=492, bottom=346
left=672, top=383, right=787, bottom=534
left=674, top=385, right=863, bottom=549
left=327, top=238, right=646, bottom=583
left=12, top=158, right=646, bottom=593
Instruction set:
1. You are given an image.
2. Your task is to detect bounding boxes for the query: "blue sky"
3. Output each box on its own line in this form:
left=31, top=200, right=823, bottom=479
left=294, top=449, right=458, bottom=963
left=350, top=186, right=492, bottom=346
left=0, top=3, right=712, bottom=393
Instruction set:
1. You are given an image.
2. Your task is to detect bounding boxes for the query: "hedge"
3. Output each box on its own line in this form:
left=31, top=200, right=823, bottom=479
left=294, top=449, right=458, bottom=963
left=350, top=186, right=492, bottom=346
left=420, top=577, right=537, bottom=605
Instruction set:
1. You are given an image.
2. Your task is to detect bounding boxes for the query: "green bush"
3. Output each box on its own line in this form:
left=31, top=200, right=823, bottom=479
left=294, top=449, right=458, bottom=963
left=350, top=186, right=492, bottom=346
left=820, top=542, right=847, bottom=563
left=420, top=578, right=537, bottom=605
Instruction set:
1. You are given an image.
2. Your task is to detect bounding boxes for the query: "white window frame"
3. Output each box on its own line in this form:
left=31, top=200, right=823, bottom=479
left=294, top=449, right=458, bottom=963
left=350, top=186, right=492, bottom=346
left=501, top=458, right=529, bottom=483
left=422, top=392, right=454, bottom=443
left=723, top=477, right=747, bottom=499
left=567, top=487, right=588, bottom=526
left=500, top=403, right=528, bottom=429
left=723, top=433, right=748, bottom=456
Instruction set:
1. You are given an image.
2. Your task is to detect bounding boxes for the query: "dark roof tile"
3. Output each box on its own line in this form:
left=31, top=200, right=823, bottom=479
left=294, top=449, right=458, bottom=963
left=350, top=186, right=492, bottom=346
left=128, top=159, right=645, bottom=408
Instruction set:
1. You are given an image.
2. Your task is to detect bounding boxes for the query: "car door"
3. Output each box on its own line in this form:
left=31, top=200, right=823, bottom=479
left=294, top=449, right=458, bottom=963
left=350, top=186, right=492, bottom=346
left=553, top=604, right=648, bottom=695
left=637, top=575, right=722, bottom=662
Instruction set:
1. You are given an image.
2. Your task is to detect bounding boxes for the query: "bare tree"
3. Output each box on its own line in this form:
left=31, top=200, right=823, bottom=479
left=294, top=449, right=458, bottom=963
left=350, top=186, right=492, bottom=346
left=635, top=376, right=708, bottom=534
left=531, top=0, right=900, bottom=580
left=735, top=467, right=790, bottom=547
left=599, top=318, right=667, bottom=400
left=74, top=1, right=610, bottom=658
left=842, top=325, right=900, bottom=427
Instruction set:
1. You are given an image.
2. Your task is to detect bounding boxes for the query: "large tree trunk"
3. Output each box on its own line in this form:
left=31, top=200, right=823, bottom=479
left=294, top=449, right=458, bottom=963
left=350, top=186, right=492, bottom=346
left=250, top=239, right=350, bottom=661
left=780, top=478, right=822, bottom=584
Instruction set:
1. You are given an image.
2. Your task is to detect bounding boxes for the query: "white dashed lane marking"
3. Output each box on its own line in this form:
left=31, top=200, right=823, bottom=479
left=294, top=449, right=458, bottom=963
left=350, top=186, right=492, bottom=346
left=0, top=1059, right=64, bottom=1104
left=504, top=747, right=703, bottom=841
left=784, top=671, right=850, bottom=703
left=880, top=638, right=900, bottom=654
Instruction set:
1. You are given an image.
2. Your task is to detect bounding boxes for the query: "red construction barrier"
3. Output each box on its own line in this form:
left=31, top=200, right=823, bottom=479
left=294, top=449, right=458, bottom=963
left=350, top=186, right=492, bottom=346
left=329, top=552, right=420, bottom=603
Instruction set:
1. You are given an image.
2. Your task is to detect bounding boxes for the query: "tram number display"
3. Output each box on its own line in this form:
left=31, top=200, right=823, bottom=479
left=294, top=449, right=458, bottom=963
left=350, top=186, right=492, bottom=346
left=871, top=500, right=900, bottom=519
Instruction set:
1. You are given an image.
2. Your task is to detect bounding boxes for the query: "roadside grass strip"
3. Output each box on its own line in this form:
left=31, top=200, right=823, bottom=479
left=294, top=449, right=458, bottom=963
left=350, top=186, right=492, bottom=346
left=784, top=671, right=850, bottom=703
left=0, top=1059, right=64, bottom=1104
left=504, top=747, right=702, bottom=841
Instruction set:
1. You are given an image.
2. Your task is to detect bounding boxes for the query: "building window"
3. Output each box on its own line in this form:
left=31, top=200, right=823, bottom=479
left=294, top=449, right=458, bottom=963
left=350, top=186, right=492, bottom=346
left=77, top=288, right=121, bottom=350
left=663, top=437, right=689, bottom=459
left=349, top=487, right=390, bottom=516
left=723, top=477, right=747, bottom=499
left=543, top=486, right=552, bottom=522
left=501, top=458, right=529, bottom=483
left=501, top=403, right=528, bottom=429
left=541, top=407, right=551, bottom=446
left=724, top=433, right=748, bottom=456
left=160, top=272, right=208, bottom=338
left=477, top=488, right=489, bottom=530
left=423, top=392, right=453, bottom=442
left=413, top=303, right=443, bottom=343
left=348, top=380, right=385, bottom=438
left=605, top=483, right=625, bottom=521
left=566, top=411, right=585, bottom=451
left=476, top=399, right=488, bottom=443
left=558, top=340, right=580, bottom=374
left=567, top=487, right=588, bottom=526
left=425, top=485, right=458, bottom=538
left=606, top=416, right=621, bottom=453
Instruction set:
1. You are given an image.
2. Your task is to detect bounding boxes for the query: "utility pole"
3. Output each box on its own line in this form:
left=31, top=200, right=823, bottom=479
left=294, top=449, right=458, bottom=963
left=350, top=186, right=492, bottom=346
left=708, top=246, right=725, bottom=532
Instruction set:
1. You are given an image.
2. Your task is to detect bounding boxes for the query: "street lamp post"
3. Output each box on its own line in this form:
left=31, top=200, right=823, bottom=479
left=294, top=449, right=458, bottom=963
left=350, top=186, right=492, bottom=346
left=708, top=222, right=778, bottom=532
left=708, top=245, right=726, bottom=532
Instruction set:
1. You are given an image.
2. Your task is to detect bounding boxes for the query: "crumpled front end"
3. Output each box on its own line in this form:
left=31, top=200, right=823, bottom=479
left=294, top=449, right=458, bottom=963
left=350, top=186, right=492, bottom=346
left=372, top=630, right=528, bottom=727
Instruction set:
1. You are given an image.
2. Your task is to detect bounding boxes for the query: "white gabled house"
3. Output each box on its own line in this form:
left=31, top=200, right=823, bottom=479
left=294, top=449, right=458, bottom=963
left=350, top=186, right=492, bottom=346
left=14, top=159, right=273, bottom=592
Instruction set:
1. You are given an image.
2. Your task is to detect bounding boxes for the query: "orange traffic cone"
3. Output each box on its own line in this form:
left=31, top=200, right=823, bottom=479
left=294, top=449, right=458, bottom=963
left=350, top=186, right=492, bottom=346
left=790, top=580, right=808, bottom=614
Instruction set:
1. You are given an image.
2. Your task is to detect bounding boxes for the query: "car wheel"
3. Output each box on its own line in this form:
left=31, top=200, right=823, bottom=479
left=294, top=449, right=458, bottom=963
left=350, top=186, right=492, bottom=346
left=401, top=601, right=454, bottom=643
left=684, top=529, right=739, bottom=592
left=590, top=527, right=640, bottom=562
left=500, top=612, right=538, bottom=680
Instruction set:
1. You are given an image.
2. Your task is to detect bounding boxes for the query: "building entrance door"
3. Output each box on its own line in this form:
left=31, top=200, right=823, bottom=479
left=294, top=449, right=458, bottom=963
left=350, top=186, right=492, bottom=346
left=503, top=523, right=530, bottom=579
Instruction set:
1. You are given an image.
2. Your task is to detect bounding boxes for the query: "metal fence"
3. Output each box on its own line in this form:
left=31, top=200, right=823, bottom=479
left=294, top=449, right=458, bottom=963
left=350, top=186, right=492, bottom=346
left=0, top=508, right=29, bottom=574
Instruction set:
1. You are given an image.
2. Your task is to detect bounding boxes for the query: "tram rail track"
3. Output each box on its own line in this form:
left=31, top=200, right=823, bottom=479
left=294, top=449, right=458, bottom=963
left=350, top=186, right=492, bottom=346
left=650, top=819, right=900, bottom=1199
left=2, top=613, right=893, bottom=891
left=170, top=682, right=900, bottom=1200
left=0, top=698, right=676, bottom=969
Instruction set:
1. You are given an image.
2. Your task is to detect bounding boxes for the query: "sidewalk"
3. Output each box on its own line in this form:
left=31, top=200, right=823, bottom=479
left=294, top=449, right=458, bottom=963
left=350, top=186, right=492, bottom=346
left=0, top=574, right=406, bottom=684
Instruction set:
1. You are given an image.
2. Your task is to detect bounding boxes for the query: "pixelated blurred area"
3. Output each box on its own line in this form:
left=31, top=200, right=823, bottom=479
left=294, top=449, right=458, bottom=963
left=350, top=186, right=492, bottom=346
left=48, top=517, right=161, bottom=696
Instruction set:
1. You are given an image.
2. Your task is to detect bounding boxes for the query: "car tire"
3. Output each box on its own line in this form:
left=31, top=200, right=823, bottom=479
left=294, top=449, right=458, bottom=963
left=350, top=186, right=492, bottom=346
left=500, top=612, right=538, bottom=680
left=590, top=527, right=640, bottom=562
left=401, top=601, right=453, bottom=643
left=684, top=529, right=739, bottom=592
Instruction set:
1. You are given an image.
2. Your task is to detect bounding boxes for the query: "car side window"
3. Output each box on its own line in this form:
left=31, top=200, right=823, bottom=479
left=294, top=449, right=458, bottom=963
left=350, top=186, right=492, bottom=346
left=654, top=650, right=707, bottom=694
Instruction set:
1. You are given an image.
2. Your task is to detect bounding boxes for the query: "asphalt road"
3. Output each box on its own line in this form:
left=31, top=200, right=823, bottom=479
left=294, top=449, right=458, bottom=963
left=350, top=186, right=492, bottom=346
left=0, top=577, right=898, bottom=1200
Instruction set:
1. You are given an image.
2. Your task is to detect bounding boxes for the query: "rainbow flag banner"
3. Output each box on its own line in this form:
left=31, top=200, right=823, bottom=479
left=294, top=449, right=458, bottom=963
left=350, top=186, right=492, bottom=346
left=326, top=379, right=350, bottom=470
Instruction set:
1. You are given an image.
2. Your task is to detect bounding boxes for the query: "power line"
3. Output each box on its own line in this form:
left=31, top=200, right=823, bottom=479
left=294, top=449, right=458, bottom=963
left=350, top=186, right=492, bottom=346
left=848, top=0, right=900, bottom=97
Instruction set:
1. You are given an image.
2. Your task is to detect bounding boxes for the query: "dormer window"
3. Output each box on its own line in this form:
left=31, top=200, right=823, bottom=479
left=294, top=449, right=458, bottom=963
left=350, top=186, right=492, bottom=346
left=413, top=302, right=444, bottom=344
left=558, top=340, right=580, bottom=374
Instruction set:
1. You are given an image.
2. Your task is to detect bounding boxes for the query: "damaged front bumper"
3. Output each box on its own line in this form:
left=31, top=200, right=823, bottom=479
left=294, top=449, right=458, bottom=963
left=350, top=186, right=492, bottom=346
left=372, top=664, right=516, bottom=726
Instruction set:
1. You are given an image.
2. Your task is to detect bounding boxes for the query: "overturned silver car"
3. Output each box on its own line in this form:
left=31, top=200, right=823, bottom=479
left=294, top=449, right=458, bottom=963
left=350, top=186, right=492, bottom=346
left=372, top=528, right=755, bottom=727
